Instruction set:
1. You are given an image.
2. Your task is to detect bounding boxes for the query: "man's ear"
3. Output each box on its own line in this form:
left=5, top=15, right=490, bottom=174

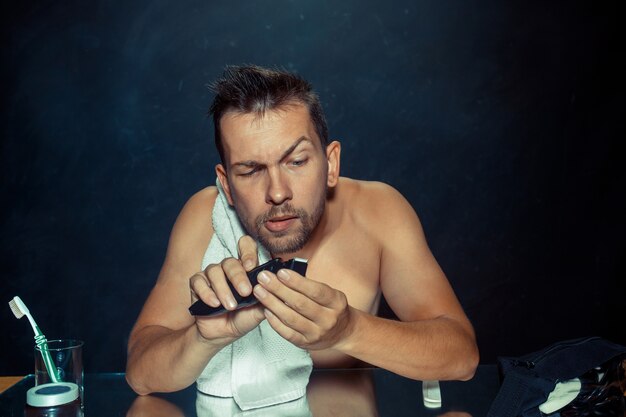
left=215, top=164, right=235, bottom=206
left=325, top=141, right=341, bottom=187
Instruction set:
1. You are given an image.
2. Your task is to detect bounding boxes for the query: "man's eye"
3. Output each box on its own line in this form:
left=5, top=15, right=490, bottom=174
left=291, top=159, right=307, bottom=167
left=240, top=168, right=260, bottom=177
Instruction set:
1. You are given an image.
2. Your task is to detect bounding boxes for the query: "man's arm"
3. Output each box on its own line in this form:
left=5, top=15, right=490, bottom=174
left=254, top=182, right=479, bottom=381
left=125, top=187, right=265, bottom=395
left=342, top=182, right=478, bottom=380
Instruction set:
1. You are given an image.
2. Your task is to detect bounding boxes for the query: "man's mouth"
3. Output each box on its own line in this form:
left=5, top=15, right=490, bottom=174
left=264, top=215, right=298, bottom=233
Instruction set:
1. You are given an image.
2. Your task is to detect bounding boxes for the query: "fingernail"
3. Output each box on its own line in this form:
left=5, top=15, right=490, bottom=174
left=238, top=282, right=251, bottom=295
left=264, top=308, right=273, bottom=318
left=244, top=259, right=255, bottom=270
left=226, top=297, right=237, bottom=309
left=257, top=271, right=270, bottom=284
left=277, top=269, right=290, bottom=281
left=254, top=285, right=268, bottom=299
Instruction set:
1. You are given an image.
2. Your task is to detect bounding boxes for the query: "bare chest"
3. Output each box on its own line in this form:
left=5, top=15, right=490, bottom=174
left=303, top=226, right=382, bottom=315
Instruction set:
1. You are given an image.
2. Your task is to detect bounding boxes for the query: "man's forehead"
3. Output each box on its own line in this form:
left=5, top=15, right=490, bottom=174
left=220, top=104, right=320, bottom=163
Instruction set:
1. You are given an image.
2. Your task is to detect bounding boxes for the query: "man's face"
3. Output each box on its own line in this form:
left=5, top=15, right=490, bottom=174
left=216, top=103, right=338, bottom=256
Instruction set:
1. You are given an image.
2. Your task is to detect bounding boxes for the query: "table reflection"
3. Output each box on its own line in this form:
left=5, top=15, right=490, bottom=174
left=127, top=395, right=185, bottom=417
left=127, top=370, right=378, bottom=417
left=126, top=370, right=474, bottom=417
left=0, top=366, right=497, bottom=416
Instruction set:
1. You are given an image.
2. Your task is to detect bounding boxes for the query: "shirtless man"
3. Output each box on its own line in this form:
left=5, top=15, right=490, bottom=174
left=125, top=65, right=479, bottom=395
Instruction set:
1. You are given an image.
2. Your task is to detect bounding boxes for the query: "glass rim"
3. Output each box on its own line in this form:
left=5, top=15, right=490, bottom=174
left=35, top=339, right=84, bottom=351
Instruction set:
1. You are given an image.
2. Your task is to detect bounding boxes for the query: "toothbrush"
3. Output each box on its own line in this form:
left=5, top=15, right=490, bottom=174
left=9, top=296, right=60, bottom=383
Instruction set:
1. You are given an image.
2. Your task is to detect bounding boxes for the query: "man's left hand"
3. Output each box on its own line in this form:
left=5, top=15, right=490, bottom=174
left=252, top=268, right=355, bottom=350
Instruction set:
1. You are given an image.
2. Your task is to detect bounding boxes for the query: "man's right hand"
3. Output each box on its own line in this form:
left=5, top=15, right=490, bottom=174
left=189, top=235, right=266, bottom=341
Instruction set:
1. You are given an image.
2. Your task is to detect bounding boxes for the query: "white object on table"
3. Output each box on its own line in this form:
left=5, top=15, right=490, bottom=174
left=422, top=380, right=442, bottom=409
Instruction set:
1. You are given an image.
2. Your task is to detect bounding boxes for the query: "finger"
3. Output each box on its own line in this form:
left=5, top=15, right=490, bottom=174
left=276, top=269, right=341, bottom=308
left=263, top=308, right=308, bottom=347
left=190, top=272, right=220, bottom=307
left=257, top=271, right=322, bottom=321
left=205, top=263, right=237, bottom=310
left=237, top=235, right=258, bottom=271
left=253, top=281, right=317, bottom=333
left=221, top=257, right=252, bottom=296
left=229, top=304, right=266, bottom=336
left=254, top=277, right=316, bottom=333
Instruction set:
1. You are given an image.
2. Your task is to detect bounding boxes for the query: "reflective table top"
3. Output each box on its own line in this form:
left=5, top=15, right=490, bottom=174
left=0, top=365, right=499, bottom=416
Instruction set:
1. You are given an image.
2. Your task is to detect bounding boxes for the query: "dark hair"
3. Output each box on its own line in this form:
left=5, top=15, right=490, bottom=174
left=208, top=65, right=329, bottom=165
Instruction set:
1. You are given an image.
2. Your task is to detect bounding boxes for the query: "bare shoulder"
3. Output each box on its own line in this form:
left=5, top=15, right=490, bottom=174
left=354, top=179, right=409, bottom=205
left=162, top=186, right=218, bottom=276
left=337, top=178, right=420, bottom=231
left=129, top=186, right=219, bottom=333
left=175, top=186, right=218, bottom=229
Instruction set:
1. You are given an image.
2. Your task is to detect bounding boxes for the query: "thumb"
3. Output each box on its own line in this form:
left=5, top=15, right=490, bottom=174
left=231, top=304, right=265, bottom=337
left=237, top=235, right=259, bottom=271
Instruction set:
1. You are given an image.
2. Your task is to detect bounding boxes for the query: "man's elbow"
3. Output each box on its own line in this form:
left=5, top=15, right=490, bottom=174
left=125, top=361, right=156, bottom=396
left=454, top=343, right=480, bottom=381
left=429, top=338, right=479, bottom=382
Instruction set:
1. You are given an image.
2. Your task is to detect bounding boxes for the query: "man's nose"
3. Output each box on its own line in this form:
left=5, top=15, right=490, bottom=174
left=265, top=168, right=292, bottom=205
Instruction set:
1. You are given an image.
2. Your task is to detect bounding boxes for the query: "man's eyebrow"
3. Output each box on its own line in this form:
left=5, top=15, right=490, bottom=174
left=232, top=160, right=261, bottom=169
left=279, top=136, right=312, bottom=161
left=231, top=136, right=312, bottom=169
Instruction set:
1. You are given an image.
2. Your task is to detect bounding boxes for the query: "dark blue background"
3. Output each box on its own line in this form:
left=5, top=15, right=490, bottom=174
left=1, top=0, right=624, bottom=374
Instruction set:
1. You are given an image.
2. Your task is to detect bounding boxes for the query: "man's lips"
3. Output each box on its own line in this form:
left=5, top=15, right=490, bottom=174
left=264, top=216, right=298, bottom=233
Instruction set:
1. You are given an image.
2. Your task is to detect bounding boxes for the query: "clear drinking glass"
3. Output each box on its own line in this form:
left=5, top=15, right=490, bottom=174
left=35, top=339, right=84, bottom=405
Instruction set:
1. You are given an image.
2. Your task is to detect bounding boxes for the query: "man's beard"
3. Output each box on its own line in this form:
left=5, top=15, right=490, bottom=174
left=234, top=195, right=326, bottom=256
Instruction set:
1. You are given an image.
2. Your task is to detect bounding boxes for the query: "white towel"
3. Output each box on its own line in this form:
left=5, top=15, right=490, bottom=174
left=196, top=179, right=313, bottom=410
left=196, top=392, right=312, bottom=417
